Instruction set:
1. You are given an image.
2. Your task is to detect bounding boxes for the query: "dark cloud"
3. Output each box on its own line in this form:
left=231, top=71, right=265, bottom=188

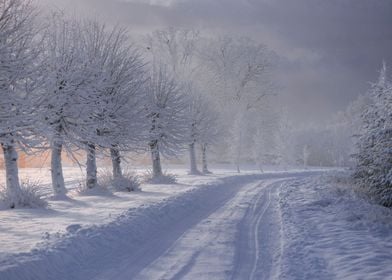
left=37, top=0, right=392, bottom=120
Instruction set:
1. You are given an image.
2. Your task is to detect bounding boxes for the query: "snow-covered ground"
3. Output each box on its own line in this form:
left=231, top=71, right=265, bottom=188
left=279, top=174, right=392, bottom=279
left=0, top=168, right=391, bottom=279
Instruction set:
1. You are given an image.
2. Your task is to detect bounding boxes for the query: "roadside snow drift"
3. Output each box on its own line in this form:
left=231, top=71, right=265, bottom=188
left=278, top=174, right=392, bottom=280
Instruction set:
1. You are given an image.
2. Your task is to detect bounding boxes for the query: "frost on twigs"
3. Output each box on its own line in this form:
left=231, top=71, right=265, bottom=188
left=75, top=181, right=111, bottom=196
left=357, top=183, right=392, bottom=208
left=99, top=169, right=141, bottom=192
left=142, top=169, right=177, bottom=184
left=353, top=62, right=392, bottom=207
left=0, top=180, right=47, bottom=210
left=76, top=169, right=142, bottom=195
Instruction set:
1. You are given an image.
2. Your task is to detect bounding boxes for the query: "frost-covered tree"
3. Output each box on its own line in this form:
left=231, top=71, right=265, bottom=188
left=199, top=36, right=274, bottom=172
left=302, top=145, right=310, bottom=168
left=0, top=0, right=41, bottom=205
left=185, top=90, right=221, bottom=174
left=105, top=49, right=146, bottom=182
left=186, top=92, right=203, bottom=174
left=326, top=112, right=357, bottom=167
left=145, top=27, right=200, bottom=79
left=354, top=62, right=392, bottom=206
left=39, top=16, right=99, bottom=196
left=200, top=36, right=273, bottom=108
left=275, top=108, right=296, bottom=169
left=144, top=65, right=189, bottom=178
left=197, top=102, right=220, bottom=174
left=145, top=27, right=213, bottom=175
left=144, top=28, right=229, bottom=174
left=80, top=21, right=146, bottom=189
left=252, top=108, right=280, bottom=171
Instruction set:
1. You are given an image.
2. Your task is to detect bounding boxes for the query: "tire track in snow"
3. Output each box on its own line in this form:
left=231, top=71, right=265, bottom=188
left=135, top=178, right=294, bottom=280
left=230, top=179, right=289, bottom=280
left=249, top=185, right=273, bottom=280
left=132, top=181, right=267, bottom=280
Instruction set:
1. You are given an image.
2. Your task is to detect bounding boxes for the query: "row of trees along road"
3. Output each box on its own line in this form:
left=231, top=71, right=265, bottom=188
left=0, top=0, right=275, bottom=205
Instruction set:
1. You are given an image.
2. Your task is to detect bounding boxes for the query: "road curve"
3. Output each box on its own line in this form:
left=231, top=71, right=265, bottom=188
left=95, top=176, right=299, bottom=280
left=0, top=172, right=319, bottom=280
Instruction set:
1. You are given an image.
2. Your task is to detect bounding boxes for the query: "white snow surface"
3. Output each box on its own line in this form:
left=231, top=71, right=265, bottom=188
left=1, top=168, right=392, bottom=279
left=278, top=174, right=392, bottom=280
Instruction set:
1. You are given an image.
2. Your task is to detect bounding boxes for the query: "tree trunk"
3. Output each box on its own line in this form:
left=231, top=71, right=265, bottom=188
left=235, top=155, right=241, bottom=173
left=201, top=143, right=211, bottom=174
left=51, top=139, right=67, bottom=195
left=110, top=147, right=122, bottom=179
left=150, top=140, right=162, bottom=177
left=257, top=161, right=264, bottom=173
left=2, top=139, right=21, bottom=207
left=188, top=142, right=200, bottom=174
left=86, top=143, right=97, bottom=189
left=235, top=130, right=242, bottom=173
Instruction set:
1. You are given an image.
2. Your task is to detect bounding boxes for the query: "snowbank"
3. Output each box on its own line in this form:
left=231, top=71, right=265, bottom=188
left=278, top=173, right=392, bottom=279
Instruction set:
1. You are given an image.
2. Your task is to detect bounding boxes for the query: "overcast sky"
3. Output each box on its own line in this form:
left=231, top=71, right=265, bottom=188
left=38, top=0, right=392, bottom=121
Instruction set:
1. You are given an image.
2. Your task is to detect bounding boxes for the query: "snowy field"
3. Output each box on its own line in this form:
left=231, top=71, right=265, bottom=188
left=0, top=167, right=391, bottom=279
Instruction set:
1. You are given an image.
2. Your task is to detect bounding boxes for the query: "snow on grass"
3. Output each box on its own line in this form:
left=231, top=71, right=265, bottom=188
left=142, top=170, right=177, bottom=184
left=101, top=170, right=142, bottom=192
left=0, top=169, right=207, bottom=256
left=278, top=172, right=392, bottom=280
left=0, top=166, right=253, bottom=256
left=0, top=180, right=48, bottom=210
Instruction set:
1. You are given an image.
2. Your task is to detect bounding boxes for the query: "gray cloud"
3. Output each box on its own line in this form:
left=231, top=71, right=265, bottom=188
left=37, top=0, right=392, bottom=120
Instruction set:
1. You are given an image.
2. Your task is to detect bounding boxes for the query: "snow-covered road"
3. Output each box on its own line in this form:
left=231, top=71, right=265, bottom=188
left=93, top=176, right=298, bottom=280
left=2, top=170, right=392, bottom=280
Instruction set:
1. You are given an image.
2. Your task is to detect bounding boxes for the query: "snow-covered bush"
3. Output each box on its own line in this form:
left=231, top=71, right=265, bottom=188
left=75, top=180, right=111, bottom=196
left=353, top=63, right=392, bottom=207
left=142, top=169, right=177, bottom=184
left=99, top=169, right=141, bottom=192
left=0, top=180, right=47, bottom=209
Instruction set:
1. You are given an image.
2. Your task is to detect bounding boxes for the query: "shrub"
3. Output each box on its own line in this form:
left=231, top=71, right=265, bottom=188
left=101, top=169, right=141, bottom=192
left=0, top=180, right=48, bottom=209
left=353, top=63, right=392, bottom=207
left=142, top=169, right=177, bottom=184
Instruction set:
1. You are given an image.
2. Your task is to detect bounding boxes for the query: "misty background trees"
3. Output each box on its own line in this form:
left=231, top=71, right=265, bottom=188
left=0, top=0, right=390, bottom=208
